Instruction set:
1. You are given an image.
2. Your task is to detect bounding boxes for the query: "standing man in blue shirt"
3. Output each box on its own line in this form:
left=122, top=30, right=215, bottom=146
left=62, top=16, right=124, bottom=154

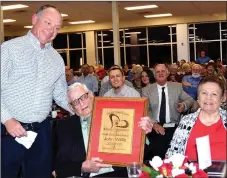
left=196, top=50, right=211, bottom=64
left=1, top=5, right=72, bottom=178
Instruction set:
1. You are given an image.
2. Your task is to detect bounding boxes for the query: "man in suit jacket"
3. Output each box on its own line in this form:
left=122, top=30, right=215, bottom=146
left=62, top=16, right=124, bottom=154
left=52, top=82, right=153, bottom=178
left=142, top=64, right=194, bottom=159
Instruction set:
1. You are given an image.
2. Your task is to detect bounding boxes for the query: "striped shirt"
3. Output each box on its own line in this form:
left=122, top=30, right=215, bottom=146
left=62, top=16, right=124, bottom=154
left=1, top=31, right=71, bottom=124
left=104, top=84, right=140, bottom=97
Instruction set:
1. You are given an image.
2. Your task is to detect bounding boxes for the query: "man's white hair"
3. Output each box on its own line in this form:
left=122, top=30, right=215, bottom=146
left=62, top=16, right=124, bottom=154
left=67, top=82, right=90, bottom=93
left=192, top=64, right=202, bottom=69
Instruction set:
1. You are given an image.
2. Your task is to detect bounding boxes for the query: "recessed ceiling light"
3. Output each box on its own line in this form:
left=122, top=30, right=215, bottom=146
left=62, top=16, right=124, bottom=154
left=124, top=5, right=158, bottom=10
left=144, top=13, right=172, bottom=18
left=69, top=20, right=95, bottom=25
left=125, top=32, right=141, bottom=35
left=188, top=27, right=197, bottom=30
left=3, top=19, right=16, bottom=23
left=98, top=41, right=111, bottom=43
left=109, top=29, right=128, bottom=31
left=2, top=4, right=28, bottom=10
left=61, top=13, right=68, bottom=17
left=139, top=38, right=147, bottom=41
left=98, top=34, right=108, bottom=36
left=189, top=36, right=199, bottom=39
left=24, top=25, right=33, bottom=28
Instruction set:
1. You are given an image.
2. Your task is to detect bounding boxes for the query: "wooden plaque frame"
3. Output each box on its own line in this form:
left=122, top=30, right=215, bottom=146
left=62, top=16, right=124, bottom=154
left=87, top=97, right=148, bottom=167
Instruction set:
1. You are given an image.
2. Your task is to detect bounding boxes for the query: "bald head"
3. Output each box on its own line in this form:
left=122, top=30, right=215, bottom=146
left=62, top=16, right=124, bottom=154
left=31, top=5, right=62, bottom=48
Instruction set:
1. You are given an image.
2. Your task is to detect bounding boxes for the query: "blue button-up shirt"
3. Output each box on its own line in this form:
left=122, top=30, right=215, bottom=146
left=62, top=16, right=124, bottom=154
left=182, top=75, right=202, bottom=100
left=196, top=56, right=211, bottom=64
left=1, top=31, right=71, bottom=124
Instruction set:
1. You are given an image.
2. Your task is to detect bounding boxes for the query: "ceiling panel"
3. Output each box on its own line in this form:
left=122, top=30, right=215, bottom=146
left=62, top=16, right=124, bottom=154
left=193, top=1, right=227, bottom=14
left=2, top=1, right=226, bottom=32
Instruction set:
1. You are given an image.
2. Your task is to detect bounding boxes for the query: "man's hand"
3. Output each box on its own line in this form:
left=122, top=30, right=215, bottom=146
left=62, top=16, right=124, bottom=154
left=81, top=157, right=111, bottom=173
left=177, top=102, right=185, bottom=113
left=153, top=123, right=165, bottom=135
left=52, top=171, right=57, bottom=178
left=182, top=81, right=192, bottom=87
left=138, top=117, right=153, bottom=134
left=4, top=118, right=27, bottom=137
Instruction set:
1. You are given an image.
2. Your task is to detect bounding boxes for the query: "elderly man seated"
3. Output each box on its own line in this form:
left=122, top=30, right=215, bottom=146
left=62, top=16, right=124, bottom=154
left=52, top=83, right=153, bottom=178
left=182, top=64, right=202, bottom=100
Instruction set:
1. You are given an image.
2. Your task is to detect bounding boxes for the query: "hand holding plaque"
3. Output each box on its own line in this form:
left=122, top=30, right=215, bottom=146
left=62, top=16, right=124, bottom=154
left=82, top=157, right=111, bottom=173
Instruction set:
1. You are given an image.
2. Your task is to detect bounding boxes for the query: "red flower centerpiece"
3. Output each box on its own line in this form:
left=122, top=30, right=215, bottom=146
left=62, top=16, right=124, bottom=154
left=140, top=154, right=208, bottom=178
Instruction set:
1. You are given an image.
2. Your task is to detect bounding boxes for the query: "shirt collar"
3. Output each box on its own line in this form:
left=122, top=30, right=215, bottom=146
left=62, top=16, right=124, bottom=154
left=27, top=30, right=51, bottom=49
left=82, top=74, right=91, bottom=78
left=80, top=115, right=91, bottom=125
left=113, top=84, right=126, bottom=96
left=156, top=83, right=167, bottom=90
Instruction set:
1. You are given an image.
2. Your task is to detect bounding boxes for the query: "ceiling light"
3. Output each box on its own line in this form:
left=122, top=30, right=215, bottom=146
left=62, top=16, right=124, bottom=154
left=2, top=4, right=28, bottom=10
left=61, top=13, right=68, bottom=17
left=109, top=29, right=128, bottom=31
left=124, top=5, right=158, bottom=10
left=24, top=25, right=32, bottom=28
left=69, top=20, right=95, bottom=25
left=168, top=25, right=176, bottom=28
left=188, top=27, right=197, bottom=30
left=98, top=41, right=111, bottom=43
left=98, top=34, right=108, bottom=36
left=125, top=32, right=141, bottom=35
left=189, top=36, right=199, bottom=39
left=3, top=19, right=16, bottom=23
left=144, top=13, right=172, bottom=18
left=139, top=38, right=147, bottom=41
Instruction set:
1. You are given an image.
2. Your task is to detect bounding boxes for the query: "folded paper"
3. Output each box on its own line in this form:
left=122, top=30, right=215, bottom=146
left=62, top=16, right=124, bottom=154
left=15, top=131, right=38, bottom=149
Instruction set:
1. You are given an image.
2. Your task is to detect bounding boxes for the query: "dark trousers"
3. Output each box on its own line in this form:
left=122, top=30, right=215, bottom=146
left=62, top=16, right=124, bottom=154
left=147, top=126, right=177, bottom=159
left=93, top=167, right=128, bottom=177
left=1, top=119, right=52, bottom=178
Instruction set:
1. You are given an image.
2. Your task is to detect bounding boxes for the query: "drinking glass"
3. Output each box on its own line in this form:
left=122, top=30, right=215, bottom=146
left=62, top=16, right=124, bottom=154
left=127, top=162, right=142, bottom=178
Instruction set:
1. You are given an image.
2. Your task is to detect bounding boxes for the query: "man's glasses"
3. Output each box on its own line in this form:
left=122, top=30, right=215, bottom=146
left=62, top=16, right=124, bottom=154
left=70, top=92, right=89, bottom=106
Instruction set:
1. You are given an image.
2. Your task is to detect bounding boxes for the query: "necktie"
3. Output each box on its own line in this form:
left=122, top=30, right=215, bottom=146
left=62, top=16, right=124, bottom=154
left=81, top=117, right=89, bottom=152
left=159, top=87, right=166, bottom=125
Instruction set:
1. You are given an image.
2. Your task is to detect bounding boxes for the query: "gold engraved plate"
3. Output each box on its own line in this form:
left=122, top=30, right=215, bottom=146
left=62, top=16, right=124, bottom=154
left=98, top=108, right=135, bottom=154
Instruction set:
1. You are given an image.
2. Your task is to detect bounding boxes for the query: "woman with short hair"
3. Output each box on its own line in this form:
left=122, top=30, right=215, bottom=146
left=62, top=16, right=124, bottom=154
left=166, top=76, right=226, bottom=160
